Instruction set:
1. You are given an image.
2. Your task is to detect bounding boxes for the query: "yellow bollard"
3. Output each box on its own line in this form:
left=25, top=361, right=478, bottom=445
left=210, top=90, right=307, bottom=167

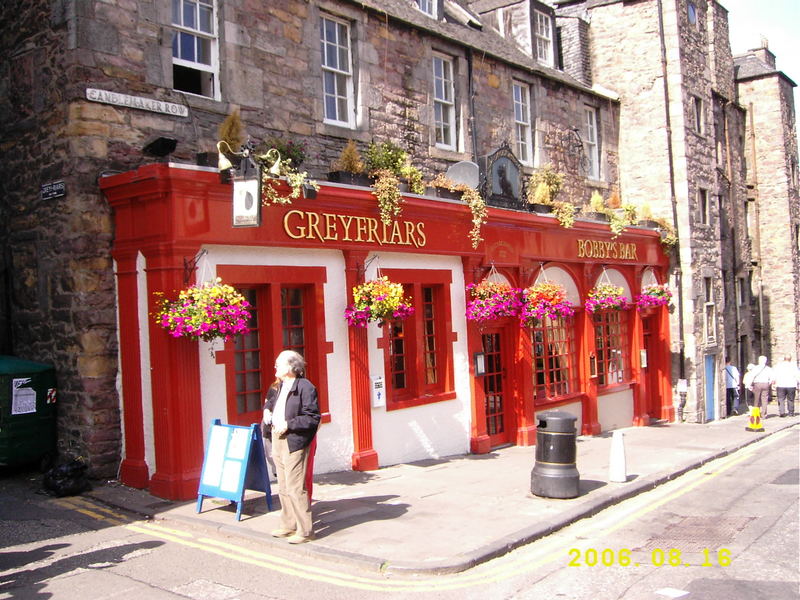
left=745, top=406, right=764, bottom=432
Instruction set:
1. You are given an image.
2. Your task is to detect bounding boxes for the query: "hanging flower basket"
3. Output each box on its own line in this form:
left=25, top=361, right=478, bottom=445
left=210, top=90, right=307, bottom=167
left=465, top=280, right=521, bottom=323
left=519, top=282, right=575, bottom=326
left=635, top=283, right=672, bottom=311
left=585, top=283, right=630, bottom=313
left=154, top=278, right=252, bottom=342
left=344, top=276, right=414, bottom=327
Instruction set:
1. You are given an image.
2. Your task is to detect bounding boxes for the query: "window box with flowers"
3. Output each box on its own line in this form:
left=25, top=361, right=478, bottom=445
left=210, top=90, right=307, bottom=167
left=635, top=283, right=672, bottom=312
left=465, top=280, right=521, bottom=324
left=519, top=282, right=575, bottom=327
left=154, top=278, right=252, bottom=342
left=344, top=276, right=415, bottom=327
left=585, top=283, right=630, bottom=313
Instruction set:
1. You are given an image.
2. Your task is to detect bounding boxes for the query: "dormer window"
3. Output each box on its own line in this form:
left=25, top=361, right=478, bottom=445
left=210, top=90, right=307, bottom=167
left=416, top=0, right=437, bottom=18
left=534, top=9, right=553, bottom=67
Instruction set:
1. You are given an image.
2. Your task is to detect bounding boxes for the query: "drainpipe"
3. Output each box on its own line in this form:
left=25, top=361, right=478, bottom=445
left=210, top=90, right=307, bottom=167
left=656, top=0, right=687, bottom=385
left=723, top=100, right=741, bottom=367
left=467, top=48, right=479, bottom=163
left=746, top=103, right=765, bottom=355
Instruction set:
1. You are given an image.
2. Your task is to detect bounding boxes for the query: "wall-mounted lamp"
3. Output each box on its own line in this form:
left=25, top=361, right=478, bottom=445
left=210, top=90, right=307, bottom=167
left=232, top=154, right=261, bottom=228
left=589, top=352, right=597, bottom=378
left=473, top=352, right=487, bottom=376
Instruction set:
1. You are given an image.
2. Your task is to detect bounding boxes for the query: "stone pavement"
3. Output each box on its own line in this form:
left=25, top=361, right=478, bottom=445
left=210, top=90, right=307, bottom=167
left=87, top=413, right=799, bottom=575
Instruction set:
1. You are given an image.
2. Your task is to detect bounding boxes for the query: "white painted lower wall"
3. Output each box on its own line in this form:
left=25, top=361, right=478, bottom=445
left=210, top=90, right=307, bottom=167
left=187, top=247, right=473, bottom=475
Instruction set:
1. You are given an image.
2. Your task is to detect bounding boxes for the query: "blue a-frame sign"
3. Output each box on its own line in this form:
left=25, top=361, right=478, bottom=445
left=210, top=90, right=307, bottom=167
left=196, top=419, right=273, bottom=520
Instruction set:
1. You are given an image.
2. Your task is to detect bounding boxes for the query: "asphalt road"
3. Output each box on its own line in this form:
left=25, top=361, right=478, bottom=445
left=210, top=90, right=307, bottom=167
left=0, top=426, right=797, bottom=599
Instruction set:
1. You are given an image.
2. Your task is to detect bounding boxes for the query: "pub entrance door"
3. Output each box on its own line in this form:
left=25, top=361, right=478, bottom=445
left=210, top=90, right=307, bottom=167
left=481, top=329, right=512, bottom=447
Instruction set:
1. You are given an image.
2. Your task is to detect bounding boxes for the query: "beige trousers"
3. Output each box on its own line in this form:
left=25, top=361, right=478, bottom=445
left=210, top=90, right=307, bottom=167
left=271, top=432, right=312, bottom=537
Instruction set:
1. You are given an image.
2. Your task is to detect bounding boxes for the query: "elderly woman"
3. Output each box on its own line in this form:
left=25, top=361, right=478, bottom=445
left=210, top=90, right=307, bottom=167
left=263, top=350, right=320, bottom=543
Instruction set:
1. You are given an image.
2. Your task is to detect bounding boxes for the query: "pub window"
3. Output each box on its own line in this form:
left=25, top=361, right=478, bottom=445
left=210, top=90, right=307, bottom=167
left=217, top=265, right=330, bottom=426
left=513, top=82, right=533, bottom=165
left=171, top=0, right=219, bottom=99
left=382, top=269, right=455, bottom=410
left=593, top=311, right=629, bottom=386
left=433, top=54, right=456, bottom=150
left=320, top=15, right=355, bottom=127
left=531, top=316, right=577, bottom=400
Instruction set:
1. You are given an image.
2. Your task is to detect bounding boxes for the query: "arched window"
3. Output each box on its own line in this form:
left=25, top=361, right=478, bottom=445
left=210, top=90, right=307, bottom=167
left=530, top=267, right=579, bottom=401
left=592, top=269, right=631, bottom=387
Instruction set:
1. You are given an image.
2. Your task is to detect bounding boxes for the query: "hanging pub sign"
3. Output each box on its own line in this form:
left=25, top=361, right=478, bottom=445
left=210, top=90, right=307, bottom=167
left=232, top=155, right=261, bottom=228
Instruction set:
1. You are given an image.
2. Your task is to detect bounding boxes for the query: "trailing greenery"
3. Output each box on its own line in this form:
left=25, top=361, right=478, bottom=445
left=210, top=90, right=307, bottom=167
left=431, top=173, right=488, bottom=248
left=371, top=168, right=403, bottom=225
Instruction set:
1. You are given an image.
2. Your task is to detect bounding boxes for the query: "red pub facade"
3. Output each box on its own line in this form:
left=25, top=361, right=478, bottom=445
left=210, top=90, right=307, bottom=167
left=101, top=163, right=672, bottom=501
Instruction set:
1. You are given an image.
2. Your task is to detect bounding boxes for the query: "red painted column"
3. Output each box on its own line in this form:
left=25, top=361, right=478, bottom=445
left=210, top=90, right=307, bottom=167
left=144, top=244, right=205, bottom=500
left=462, top=257, right=491, bottom=453
left=656, top=305, right=675, bottom=422
left=578, top=308, right=601, bottom=435
left=630, top=309, right=649, bottom=426
left=112, top=249, right=149, bottom=488
left=344, top=251, right=379, bottom=471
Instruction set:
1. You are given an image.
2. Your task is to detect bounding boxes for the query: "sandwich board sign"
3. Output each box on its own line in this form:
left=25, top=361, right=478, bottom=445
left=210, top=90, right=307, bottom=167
left=196, top=419, right=273, bottom=520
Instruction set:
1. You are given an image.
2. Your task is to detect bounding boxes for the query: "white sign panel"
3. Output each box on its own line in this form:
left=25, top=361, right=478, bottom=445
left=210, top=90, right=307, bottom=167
left=86, top=88, right=188, bottom=117
left=12, top=378, right=36, bottom=415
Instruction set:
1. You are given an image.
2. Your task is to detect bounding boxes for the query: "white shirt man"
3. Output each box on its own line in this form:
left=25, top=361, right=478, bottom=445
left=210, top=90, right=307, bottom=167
left=772, top=355, right=800, bottom=417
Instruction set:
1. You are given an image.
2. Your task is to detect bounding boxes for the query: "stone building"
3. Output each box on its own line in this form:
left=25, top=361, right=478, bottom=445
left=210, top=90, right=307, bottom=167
left=734, top=43, right=800, bottom=365
left=548, top=0, right=798, bottom=421
left=0, top=0, right=623, bottom=477
left=0, top=0, right=796, bottom=479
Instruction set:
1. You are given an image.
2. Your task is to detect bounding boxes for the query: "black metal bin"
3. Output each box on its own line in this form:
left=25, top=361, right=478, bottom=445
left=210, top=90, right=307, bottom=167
left=530, top=410, right=579, bottom=498
left=0, top=356, right=58, bottom=468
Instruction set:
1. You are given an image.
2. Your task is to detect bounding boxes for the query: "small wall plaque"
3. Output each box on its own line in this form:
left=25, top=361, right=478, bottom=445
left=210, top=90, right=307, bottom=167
left=40, top=181, right=65, bottom=201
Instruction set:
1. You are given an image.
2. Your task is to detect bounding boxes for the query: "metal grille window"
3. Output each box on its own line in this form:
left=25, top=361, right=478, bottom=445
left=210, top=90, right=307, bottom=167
left=584, top=107, right=600, bottom=179
left=382, top=271, right=454, bottom=410
left=534, top=10, right=553, bottom=67
left=593, top=311, right=628, bottom=386
left=234, top=289, right=263, bottom=416
left=531, top=316, right=576, bottom=400
left=320, top=16, right=353, bottom=127
left=513, top=83, right=533, bottom=164
left=422, top=286, right=438, bottom=385
left=433, top=55, right=456, bottom=149
left=171, top=0, right=218, bottom=98
left=281, top=287, right=305, bottom=357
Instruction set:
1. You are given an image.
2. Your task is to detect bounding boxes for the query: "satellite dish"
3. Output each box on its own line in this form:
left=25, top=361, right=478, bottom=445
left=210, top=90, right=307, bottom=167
left=445, top=161, right=479, bottom=189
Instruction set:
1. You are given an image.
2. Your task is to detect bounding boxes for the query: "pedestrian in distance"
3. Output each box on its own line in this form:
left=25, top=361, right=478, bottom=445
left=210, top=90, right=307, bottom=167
left=749, top=356, right=773, bottom=418
left=742, top=363, right=756, bottom=408
left=723, top=358, right=741, bottom=416
left=772, top=354, right=800, bottom=417
left=263, top=350, right=320, bottom=544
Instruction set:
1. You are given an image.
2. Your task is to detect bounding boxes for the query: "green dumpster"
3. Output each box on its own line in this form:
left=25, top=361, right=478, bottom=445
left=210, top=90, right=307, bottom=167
left=0, top=356, right=58, bottom=468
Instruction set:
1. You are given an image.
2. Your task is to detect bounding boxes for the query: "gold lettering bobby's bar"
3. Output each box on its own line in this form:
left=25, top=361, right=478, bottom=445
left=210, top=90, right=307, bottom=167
left=577, top=239, right=638, bottom=260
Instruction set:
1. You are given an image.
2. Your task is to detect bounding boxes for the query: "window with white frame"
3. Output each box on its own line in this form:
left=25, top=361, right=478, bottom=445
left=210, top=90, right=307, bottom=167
left=534, top=10, right=553, bottom=67
left=320, top=15, right=354, bottom=127
left=433, top=54, right=456, bottom=149
left=584, top=106, right=600, bottom=179
left=415, top=0, right=437, bottom=18
left=171, top=0, right=218, bottom=99
left=513, top=83, right=533, bottom=164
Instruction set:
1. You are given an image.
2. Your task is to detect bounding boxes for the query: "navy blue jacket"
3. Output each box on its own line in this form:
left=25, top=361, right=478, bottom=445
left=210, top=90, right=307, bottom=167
left=263, top=377, right=320, bottom=452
